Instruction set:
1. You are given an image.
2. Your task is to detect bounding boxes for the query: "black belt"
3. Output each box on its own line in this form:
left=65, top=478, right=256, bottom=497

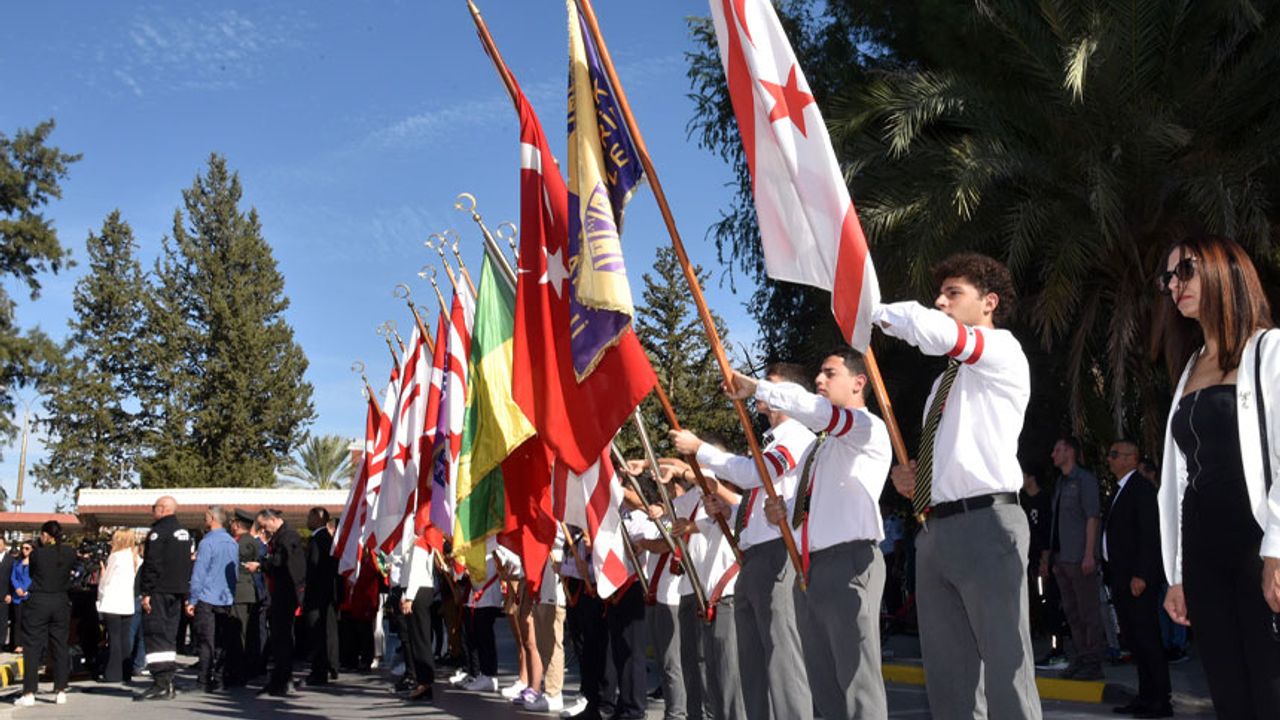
left=928, top=492, right=1018, bottom=521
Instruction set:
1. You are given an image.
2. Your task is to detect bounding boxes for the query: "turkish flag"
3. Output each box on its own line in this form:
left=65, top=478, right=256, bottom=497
left=509, top=74, right=655, bottom=474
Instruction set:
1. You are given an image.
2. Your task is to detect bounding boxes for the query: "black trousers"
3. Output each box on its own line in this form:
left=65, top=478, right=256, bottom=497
left=268, top=597, right=298, bottom=690
left=1184, top=493, right=1280, bottom=718
left=11, top=602, right=23, bottom=648
left=605, top=583, right=647, bottom=719
left=0, top=600, right=9, bottom=649
left=193, top=602, right=232, bottom=685
left=304, top=603, right=338, bottom=680
left=22, top=593, right=70, bottom=694
left=403, top=587, right=435, bottom=685
left=143, top=593, right=183, bottom=685
left=100, top=612, right=133, bottom=683
left=1109, top=580, right=1170, bottom=708
left=225, top=603, right=251, bottom=684
left=464, top=606, right=500, bottom=677
left=575, top=587, right=610, bottom=717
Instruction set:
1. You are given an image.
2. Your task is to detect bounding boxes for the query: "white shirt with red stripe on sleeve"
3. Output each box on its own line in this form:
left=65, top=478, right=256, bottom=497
left=688, top=486, right=740, bottom=600
left=694, top=416, right=816, bottom=550
left=753, top=379, right=891, bottom=550
left=872, top=301, right=1030, bottom=503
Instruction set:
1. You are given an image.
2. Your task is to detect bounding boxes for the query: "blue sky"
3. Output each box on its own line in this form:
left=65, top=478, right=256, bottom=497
left=0, top=1, right=760, bottom=510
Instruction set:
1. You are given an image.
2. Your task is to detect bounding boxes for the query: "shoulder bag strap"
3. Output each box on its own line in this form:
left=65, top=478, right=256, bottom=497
left=1258, top=330, right=1274, bottom=492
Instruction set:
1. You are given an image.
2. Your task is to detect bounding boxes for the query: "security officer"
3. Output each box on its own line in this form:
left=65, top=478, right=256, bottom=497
left=134, top=495, right=194, bottom=701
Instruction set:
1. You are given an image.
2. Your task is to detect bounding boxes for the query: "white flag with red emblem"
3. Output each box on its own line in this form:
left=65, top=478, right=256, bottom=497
left=368, top=326, right=430, bottom=553
left=551, top=451, right=630, bottom=600
left=710, top=0, right=880, bottom=350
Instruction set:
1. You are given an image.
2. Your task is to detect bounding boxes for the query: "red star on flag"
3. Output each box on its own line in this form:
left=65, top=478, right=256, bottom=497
left=393, top=441, right=412, bottom=466
left=759, top=64, right=815, bottom=136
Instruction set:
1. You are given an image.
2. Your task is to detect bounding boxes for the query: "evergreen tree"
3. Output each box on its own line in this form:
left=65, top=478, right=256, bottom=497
left=35, top=212, right=147, bottom=495
left=139, top=154, right=315, bottom=487
left=630, top=247, right=742, bottom=458
left=0, top=120, right=79, bottom=446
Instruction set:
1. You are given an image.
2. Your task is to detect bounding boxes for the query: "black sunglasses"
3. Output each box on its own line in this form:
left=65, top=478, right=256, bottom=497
left=1157, top=257, right=1197, bottom=294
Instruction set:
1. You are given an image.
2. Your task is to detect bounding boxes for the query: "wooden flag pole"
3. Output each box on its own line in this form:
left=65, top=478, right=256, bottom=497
left=576, top=0, right=803, bottom=584
left=394, top=284, right=435, bottom=356
left=376, top=323, right=400, bottom=368
left=863, top=348, right=910, bottom=464
left=427, top=233, right=464, bottom=295
left=418, top=265, right=450, bottom=318
left=559, top=521, right=597, bottom=597
left=443, top=229, right=480, bottom=298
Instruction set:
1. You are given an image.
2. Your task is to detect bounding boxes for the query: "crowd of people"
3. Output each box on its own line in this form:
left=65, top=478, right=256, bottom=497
left=1, top=234, right=1278, bottom=720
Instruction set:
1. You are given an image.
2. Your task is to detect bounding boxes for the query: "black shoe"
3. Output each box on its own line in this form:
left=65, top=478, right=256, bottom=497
left=394, top=676, right=415, bottom=692
left=133, top=683, right=176, bottom=702
left=328, top=669, right=338, bottom=680
left=1133, top=704, right=1173, bottom=719
left=1113, top=700, right=1142, bottom=714
left=407, top=684, right=433, bottom=702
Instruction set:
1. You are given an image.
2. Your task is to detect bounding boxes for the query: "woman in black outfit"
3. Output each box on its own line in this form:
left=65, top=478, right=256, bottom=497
left=1155, top=234, right=1280, bottom=719
left=12, top=520, right=77, bottom=707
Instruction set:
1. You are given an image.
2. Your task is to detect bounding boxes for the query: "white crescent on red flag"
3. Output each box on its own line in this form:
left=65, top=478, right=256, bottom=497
left=710, top=0, right=880, bottom=350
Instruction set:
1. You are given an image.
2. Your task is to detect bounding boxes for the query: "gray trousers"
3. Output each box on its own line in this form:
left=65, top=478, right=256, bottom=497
left=649, top=602, right=686, bottom=720
left=735, top=539, right=813, bottom=720
left=678, top=595, right=707, bottom=719
left=795, top=540, right=887, bottom=720
left=704, top=597, right=746, bottom=720
left=916, top=503, right=1042, bottom=720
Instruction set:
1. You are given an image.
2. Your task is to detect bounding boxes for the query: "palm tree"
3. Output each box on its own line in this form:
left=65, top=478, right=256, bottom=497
left=276, top=434, right=355, bottom=490
left=689, top=0, right=1280, bottom=452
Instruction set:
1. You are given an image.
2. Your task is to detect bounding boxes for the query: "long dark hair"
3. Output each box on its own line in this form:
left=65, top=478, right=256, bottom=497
left=1153, top=234, right=1273, bottom=380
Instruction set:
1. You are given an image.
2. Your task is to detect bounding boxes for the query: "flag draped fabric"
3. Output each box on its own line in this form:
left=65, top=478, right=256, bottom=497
left=709, top=0, right=880, bottom=350
left=442, top=288, right=475, bottom=527
left=454, top=253, right=534, bottom=578
left=368, top=327, right=429, bottom=552
left=552, top=451, right=630, bottom=599
left=565, top=0, right=645, bottom=377
left=508, top=31, right=656, bottom=475
left=354, top=366, right=399, bottom=560
left=420, top=310, right=451, bottom=543
left=334, top=390, right=382, bottom=579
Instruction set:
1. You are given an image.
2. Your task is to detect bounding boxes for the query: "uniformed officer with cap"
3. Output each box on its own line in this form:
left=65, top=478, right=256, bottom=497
left=134, top=495, right=194, bottom=701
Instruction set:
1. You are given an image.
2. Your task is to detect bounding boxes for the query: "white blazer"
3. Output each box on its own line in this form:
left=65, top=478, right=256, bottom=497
left=96, top=548, right=138, bottom=616
left=1159, top=328, right=1280, bottom=585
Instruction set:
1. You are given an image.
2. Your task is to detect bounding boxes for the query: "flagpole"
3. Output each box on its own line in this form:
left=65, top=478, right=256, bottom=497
left=616, top=510, right=650, bottom=593
left=456, top=193, right=520, bottom=290
left=560, top=522, right=598, bottom=597
left=418, top=266, right=450, bottom=318
left=575, top=0, right=803, bottom=584
left=622, top=416, right=711, bottom=619
left=444, top=229, right=480, bottom=298
left=428, top=234, right=463, bottom=294
left=377, top=323, right=401, bottom=368
left=394, top=284, right=436, bottom=356
left=862, top=348, right=910, bottom=463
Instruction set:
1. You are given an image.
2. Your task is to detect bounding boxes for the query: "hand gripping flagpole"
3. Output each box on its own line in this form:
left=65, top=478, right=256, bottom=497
left=394, top=284, right=435, bottom=356
left=575, top=0, right=797, bottom=582
left=624, top=413, right=712, bottom=619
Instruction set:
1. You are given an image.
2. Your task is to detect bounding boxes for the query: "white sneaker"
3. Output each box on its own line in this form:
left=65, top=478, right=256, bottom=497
left=448, top=669, right=469, bottom=685
left=464, top=674, right=498, bottom=692
left=500, top=680, right=527, bottom=699
left=528, top=693, right=565, bottom=712
left=559, top=695, right=588, bottom=717
left=12, top=694, right=34, bottom=708
left=55, top=691, right=67, bottom=705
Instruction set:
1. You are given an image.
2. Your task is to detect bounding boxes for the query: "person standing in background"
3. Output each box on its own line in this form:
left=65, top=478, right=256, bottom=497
left=303, top=507, right=340, bottom=687
left=0, top=539, right=13, bottom=652
left=254, top=508, right=306, bottom=697
left=228, top=510, right=260, bottom=686
left=1049, top=436, right=1105, bottom=681
left=96, top=529, right=139, bottom=684
left=187, top=506, right=238, bottom=693
left=13, top=521, right=77, bottom=708
left=134, top=496, right=194, bottom=702
left=10, top=542, right=32, bottom=656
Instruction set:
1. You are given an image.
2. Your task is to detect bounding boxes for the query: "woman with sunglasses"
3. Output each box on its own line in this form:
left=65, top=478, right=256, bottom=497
left=13, top=521, right=77, bottom=708
left=1154, top=233, right=1280, bottom=718
left=10, top=543, right=32, bottom=656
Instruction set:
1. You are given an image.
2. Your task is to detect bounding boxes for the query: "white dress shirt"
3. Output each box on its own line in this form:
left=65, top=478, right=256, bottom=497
left=539, top=540, right=567, bottom=606
left=634, top=503, right=684, bottom=607
left=621, top=508, right=650, bottom=578
left=874, top=301, right=1030, bottom=502
left=671, top=487, right=707, bottom=598
left=695, top=417, right=816, bottom=549
left=755, top=379, right=892, bottom=549
left=402, top=542, right=436, bottom=599
left=1101, top=470, right=1134, bottom=562
left=691, top=486, right=740, bottom=599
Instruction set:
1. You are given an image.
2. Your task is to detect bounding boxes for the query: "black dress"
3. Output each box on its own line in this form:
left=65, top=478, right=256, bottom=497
left=1172, top=384, right=1280, bottom=718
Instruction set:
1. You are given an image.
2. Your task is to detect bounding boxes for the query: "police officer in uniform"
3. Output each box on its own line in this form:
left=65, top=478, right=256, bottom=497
left=134, top=496, right=194, bottom=701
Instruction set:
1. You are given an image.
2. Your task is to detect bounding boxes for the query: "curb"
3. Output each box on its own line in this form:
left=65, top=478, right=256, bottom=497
left=884, top=662, right=1119, bottom=705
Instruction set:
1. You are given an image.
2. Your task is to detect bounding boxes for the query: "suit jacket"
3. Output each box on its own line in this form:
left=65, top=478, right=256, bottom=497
left=0, top=553, right=13, bottom=599
left=1104, top=471, right=1165, bottom=589
left=303, top=527, right=339, bottom=610
left=265, top=522, right=306, bottom=607
left=235, top=533, right=260, bottom=604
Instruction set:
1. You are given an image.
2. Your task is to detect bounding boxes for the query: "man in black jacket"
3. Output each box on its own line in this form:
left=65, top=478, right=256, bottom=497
left=1103, top=441, right=1172, bottom=719
left=255, top=509, right=306, bottom=697
left=0, top=539, right=13, bottom=650
left=303, top=507, right=340, bottom=686
left=134, top=496, right=195, bottom=701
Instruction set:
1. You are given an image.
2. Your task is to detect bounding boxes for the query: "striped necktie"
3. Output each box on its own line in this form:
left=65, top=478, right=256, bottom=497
left=913, top=360, right=961, bottom=521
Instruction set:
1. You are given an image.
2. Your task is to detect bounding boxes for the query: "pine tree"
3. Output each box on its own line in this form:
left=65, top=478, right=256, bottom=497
left=35, top=211, right=148, bottom=494
left=0, top=120, right=79, bottom=447
left=139, top=154, right=315, bottom=487
left=630, top=247, right=743, bottom=458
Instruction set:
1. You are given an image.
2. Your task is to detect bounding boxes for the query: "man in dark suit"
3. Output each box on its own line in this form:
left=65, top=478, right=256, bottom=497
left=254, top=509, right=306, bottom=697
left=0, top=539, right=13, bottom=650
left=303, top=507, right=340, bottom=686
left=228, top=510, right=262, bottom=686
left=1103, top=441, right=1172, bottom=718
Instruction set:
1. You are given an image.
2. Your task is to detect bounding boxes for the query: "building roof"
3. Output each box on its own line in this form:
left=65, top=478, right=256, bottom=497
left=0, top=512, right=82, bottom=533
left=76, top=487, right=349, bottom=529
